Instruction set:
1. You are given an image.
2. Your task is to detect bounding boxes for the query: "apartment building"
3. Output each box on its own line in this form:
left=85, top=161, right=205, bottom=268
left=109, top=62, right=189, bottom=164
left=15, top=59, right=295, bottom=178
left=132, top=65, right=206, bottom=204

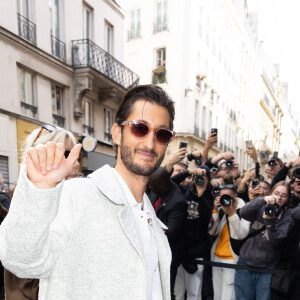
left=124, top=0, right=298, bottom=171
left=0, top=0, right=139, bottom=186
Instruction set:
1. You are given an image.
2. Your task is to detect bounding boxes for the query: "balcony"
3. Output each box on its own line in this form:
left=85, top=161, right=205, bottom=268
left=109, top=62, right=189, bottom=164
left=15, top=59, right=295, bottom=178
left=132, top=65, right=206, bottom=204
left=72, top=39, right=140, bottom=90
left=152, top=67, right=166, bottom=84
left=18, top=13, right=36, bottom=45
left=127, top=29, right=141, bottom=41
left=51, top=35, right=66, bottom=63
left=52, top=114, right=65, bottom=127
left=153, top=17, right=168, bottom=33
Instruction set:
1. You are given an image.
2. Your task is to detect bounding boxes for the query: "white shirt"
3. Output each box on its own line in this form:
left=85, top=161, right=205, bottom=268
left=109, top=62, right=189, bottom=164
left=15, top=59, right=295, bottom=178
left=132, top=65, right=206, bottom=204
left=113, top=169, right=163, bottom=300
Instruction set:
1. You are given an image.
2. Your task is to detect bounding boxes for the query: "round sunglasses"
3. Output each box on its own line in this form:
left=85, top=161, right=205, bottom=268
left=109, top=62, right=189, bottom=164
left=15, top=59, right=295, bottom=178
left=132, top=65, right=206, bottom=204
left=121, top=120, right=175, bottom=145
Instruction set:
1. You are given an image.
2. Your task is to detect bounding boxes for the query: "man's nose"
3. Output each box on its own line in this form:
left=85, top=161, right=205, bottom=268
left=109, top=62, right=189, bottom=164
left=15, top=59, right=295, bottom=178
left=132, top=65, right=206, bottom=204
left=144, top=130, right=156, bottom=149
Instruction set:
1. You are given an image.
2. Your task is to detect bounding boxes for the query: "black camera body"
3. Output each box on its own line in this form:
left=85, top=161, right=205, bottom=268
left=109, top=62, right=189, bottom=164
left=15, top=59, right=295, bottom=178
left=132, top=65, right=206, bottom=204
left=293, top=167, right=300, bottom=178
left=265, top=204, right=279, bottom=217
left=194, top=175, right=206, bottom=186
left=225, top=160, right=234, bottom=170
left=220, top=194, right=233, bottom=207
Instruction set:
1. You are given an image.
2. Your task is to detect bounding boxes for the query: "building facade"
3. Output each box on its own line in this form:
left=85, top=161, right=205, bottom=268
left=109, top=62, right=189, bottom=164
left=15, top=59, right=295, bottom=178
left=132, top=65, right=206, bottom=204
left=0, top=0, right=139, bottom=186
left=124, top=0, right=299, bottom=173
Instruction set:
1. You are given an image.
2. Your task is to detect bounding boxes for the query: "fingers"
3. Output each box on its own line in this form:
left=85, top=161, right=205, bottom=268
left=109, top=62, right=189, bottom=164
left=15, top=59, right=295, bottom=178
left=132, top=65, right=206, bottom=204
left=46, top=141, right=56, bottom=171
left=65, top=144, right=82, bottom=166
left=53, top=143, right=65, bottom=170
left=26, top=147, right=41, bottom=171
left=36, top=144, right=47, bottom=175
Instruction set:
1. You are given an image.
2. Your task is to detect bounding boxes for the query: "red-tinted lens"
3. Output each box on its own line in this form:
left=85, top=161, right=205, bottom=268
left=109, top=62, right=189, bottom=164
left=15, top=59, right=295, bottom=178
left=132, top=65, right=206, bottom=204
left=155, top=129, right=173, bottom=144
left=131, top=122, right=149, bottom=137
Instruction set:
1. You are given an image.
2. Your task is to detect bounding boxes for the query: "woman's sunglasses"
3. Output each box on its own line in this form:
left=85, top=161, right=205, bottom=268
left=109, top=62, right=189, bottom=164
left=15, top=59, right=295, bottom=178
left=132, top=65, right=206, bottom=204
left=121, top=120, right=175, bottom=145
left=34, top=124, right=59, bottom=144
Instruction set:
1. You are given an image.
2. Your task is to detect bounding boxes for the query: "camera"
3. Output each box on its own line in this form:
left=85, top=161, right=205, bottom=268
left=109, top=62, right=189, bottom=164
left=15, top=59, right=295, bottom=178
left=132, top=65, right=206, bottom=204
left=293, top=167, right=300, bottom=178
left=265, top=204, right=279, bottom=217
left=268, top=159, right=277, bottom=167
left=220, top=194, right=233, bottom=207
left=194, top=175, right=206, bottom=186
left=212, top=187, right=220, bottom=197
left=225, top=160, right=234, bottom=169
left=195, top=156, right=202, bottom=165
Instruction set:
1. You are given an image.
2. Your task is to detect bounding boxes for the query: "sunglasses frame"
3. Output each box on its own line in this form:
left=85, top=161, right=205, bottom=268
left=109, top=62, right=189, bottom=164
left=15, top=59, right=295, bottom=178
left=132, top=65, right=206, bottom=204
left=33, top=124, right=59, bottom=144
left=121, top=120, right=176, bottom=145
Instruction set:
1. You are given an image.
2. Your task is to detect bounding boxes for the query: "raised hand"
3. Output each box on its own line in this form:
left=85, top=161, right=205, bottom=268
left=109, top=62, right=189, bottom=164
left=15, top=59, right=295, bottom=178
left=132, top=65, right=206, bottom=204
left=25, top=142, right=82, bottom=189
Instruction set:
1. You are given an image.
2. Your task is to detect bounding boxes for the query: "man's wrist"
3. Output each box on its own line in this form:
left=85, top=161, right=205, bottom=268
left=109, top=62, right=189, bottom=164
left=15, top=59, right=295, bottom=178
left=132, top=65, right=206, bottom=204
left=234, top=174, right=240, bottom=180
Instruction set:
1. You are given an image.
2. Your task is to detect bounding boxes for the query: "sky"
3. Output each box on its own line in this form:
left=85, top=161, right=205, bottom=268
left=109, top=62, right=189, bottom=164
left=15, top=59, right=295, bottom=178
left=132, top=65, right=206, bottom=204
left=247, top=0, right=300, bottom=111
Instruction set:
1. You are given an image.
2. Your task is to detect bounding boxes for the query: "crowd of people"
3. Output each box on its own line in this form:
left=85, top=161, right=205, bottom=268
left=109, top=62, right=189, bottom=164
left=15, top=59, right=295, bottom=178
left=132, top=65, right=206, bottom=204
left=150, top=133, right=300, bottom=300
left=0, top=84, right=299, bottom=300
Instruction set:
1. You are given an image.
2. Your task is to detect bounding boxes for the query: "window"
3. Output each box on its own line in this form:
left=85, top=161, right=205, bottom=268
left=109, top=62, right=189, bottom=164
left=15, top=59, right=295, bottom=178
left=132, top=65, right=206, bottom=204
left=128, top=8, right=141, bottom=40
left=0, top=156, right=9, bottom=193
left=104, top=107, right=114, bottom=143
left=18, top=68, right=36, bottom=118
left=105, top=22, right=113, bottom=55
left=83, top=99, right=94, bottom=134
left=152, top=48, right=166, bottom=84
left=154, top=0, right=168, bottom=33
left=17, top=0, right=36, bottom=44
left=50, top=0, right=66, bottom=61
left=51, top=85, right=64, bottom=127
left=83, top=5, right=92, bottom=40
left=201, top=106, right=206, bottom=139
left=194, top=100, right=199, bottom=136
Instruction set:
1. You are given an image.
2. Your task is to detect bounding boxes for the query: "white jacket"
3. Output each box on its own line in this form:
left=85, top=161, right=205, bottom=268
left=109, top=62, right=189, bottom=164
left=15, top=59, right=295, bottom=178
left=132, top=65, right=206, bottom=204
left=209, top=198, right=250, bottom=262
left=0, top=165, right=171, bottom=300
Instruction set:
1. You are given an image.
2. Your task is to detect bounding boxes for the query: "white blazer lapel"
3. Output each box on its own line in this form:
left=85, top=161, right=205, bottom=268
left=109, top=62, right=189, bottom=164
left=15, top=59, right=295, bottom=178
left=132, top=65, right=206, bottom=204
left=118, top=205, right=145, bottom=262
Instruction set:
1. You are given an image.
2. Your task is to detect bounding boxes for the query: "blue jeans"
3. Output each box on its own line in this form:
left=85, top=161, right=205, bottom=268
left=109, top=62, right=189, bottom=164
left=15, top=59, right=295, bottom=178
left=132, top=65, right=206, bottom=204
left=234, top=257, right=272, bottom=300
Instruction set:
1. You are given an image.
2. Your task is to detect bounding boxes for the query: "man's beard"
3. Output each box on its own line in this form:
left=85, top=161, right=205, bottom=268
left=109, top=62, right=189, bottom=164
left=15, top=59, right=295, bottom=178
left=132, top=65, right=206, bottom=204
left=120, top=135, right=165, bottom=177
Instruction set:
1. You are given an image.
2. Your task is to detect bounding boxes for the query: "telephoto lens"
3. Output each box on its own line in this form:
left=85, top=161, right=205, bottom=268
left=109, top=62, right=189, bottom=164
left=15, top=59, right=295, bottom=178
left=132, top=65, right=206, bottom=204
left=195, top=175, right=205, bottom=186
left=220, top=194, right=233, bottom=207
left=265, top=204, right=279, bottom=217
left=225, top=160, right=234, bottom=169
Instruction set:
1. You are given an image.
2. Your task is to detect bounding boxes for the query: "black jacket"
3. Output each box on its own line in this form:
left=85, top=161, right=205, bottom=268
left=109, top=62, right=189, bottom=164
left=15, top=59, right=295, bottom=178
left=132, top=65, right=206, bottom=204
left=239, top=197, right=294, bottom=267
left=149, top=181, right=187, bottom=261
left=181, top=188, right=213, bottom=273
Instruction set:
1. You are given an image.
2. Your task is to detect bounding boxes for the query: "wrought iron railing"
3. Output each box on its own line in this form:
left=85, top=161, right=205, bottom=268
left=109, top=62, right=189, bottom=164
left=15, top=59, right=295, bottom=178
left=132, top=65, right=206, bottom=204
left=18, top=13, right=36, bottom=45
left=51, top=35, right=66, bottom=62
left=21, top=101, right=37, bottom=116
left=83, top=124, right=94, bottom=135
left=52, top=114, right=65, bottom=127
left=104, top=132, right=112, bottom=142
left=153, top=17, right=168, bottom=33
left=72, top=39, right=140, bottom=90
left=127, top=29, right=141, bottom=41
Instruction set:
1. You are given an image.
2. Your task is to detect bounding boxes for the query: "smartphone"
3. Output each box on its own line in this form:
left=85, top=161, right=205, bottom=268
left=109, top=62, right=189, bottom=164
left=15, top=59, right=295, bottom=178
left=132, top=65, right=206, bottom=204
left=211, top=128, right=218, bottom=136
left=246, top=140, right=253, bottom=148
left=179, top=141, right=188, bottom=149
left=252, top=179, right=260, bottom=189
left=273, top=151, right=278, bottom=158
left=248, top=163, right=254, bottom=169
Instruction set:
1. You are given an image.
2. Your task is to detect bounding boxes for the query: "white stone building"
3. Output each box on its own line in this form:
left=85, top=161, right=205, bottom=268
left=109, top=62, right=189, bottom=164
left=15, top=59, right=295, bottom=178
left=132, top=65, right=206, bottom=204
left=0, top=0, right=139, bottom=186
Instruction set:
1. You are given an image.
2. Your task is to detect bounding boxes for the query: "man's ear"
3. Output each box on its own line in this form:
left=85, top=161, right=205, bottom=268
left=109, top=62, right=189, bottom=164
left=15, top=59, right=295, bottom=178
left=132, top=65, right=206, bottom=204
left=112, top=123, right=121, bottom=146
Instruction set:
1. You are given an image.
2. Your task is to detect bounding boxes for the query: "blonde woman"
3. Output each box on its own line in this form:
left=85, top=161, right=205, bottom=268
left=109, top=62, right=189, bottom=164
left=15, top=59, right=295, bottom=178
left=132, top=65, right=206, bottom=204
left=4, top=124, right=80, bottom=300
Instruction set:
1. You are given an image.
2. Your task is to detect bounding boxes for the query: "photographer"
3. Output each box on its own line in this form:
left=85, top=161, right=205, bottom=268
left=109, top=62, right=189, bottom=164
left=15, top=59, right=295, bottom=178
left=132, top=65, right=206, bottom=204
left=174, top=166, right=213, bottom=300
left=270, top=156, right=300, bottom=189
left=235, top=181, right=294, bottom=300
left=266, top=154, right=284, bottom=180
left=209, top=175, right=249, bottom=300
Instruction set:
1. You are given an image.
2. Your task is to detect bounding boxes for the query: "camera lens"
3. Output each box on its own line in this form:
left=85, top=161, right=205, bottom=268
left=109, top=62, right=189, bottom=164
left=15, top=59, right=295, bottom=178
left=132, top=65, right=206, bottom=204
left=212, top=188, right=220, bottom=196
left=225, top=160, right=234, bottom=169
left=195, top=157, right=202, bottom=165
left=293, top=167, right=300, bottom=178
left=195, top=175, right=205, bottom=186
left=220, top=194, right=232, bottom=206
left=265, top=204, right=279, bottom=217
left=268, top=160, right=276, bottom=167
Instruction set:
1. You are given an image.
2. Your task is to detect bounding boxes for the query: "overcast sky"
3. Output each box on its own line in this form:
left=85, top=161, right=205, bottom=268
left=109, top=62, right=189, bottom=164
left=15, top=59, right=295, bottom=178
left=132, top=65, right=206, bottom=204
left=248, top=0, right=300, bottom=111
